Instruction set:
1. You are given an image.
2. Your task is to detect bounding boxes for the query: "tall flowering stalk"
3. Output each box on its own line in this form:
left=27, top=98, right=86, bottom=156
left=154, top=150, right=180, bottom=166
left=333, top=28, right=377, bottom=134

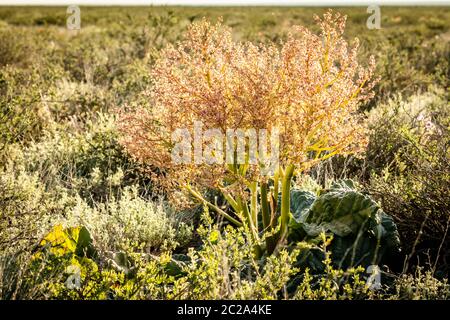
left=119, top=11, right=377, bottom=257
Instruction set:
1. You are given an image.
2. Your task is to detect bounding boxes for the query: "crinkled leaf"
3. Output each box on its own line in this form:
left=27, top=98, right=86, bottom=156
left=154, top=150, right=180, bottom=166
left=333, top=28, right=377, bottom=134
left=288, top=179, right=401, bottom=271
left=40, top=224, right=96, bottom=259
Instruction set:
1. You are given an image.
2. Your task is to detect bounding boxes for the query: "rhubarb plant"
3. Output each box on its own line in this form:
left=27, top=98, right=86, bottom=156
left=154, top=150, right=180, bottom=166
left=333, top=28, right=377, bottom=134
left=119, top=11, right=377, bottom=258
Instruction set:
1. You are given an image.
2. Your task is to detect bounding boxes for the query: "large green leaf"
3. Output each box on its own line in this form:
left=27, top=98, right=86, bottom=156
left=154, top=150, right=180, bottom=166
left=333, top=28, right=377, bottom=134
left=75, top=226, right=95, bottom=258
left=288, top=190, right=316, bottom=242
left=40, top=224, right=96, bottom=259
left=288, top=179, right=401, bottom=271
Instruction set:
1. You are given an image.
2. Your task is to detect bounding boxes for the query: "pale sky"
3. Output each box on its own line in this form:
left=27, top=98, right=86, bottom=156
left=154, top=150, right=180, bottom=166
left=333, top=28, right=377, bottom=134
left=1, top=0, right=449, bottom=6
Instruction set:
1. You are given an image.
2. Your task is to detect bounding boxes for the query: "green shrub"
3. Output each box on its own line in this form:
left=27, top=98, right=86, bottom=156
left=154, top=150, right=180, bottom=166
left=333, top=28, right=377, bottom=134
left=361, top=28, right=449, bottom=108
left=0, top=169, right=56, bottom=249
left=48, top=253, right=176, bottom=300
left=392, top=267, right=450, bottom=300
left=66, top=187, right=193, bottom=254
left=292, top=236, right=371, bottom=300
left=0, top=67, right=53, bottom=151
left=169, top=210, right=299, bottom=300
left=0, top=28, right=33, bottom=67
left=0, top=249, right=62, bottom=300
left=366, top=87, right=450, bottom=274
left=6, top=113, right=152, bottom=203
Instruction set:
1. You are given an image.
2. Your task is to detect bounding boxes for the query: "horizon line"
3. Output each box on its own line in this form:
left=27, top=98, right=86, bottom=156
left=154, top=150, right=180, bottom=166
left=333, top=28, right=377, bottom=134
left=1, top=1, right=449, bottom=7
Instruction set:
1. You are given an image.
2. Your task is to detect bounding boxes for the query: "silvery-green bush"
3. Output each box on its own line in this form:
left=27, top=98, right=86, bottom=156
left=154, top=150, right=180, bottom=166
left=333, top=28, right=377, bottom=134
left=66, top=187, right=193, bottom=254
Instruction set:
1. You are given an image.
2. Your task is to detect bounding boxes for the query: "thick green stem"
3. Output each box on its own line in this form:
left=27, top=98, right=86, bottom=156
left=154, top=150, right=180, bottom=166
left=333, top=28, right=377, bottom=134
left=273, top=169, right=280, bottom=200
left=236, top=194, right=262, bottom=258
left=261, top=181, right=276, bottom=254
left=185, top=185, right=243, bottom=227
left=260, top=182, right=270, bottom=229
left=280, top=164, right=295, bottom=240
left=237, top=196, right=251, bottom=228
left=271, top=168, right=280, bottom=226
left=249, top=181, right=258, bottom=228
